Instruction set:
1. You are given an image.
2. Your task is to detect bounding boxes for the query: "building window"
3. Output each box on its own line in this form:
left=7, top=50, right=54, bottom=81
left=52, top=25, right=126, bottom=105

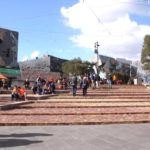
left=6, top=48, right=10, bottom=57
left=0, top=39, right=2, bottom=43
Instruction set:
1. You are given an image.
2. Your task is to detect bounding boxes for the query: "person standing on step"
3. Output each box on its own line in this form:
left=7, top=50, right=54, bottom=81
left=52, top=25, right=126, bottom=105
left=24, top=78, right=30, bottom=89
left=71, top=74, right=78, bottom=96
left=107, top=75, right=112, bottom=89
left=82, top=73, right=88, bottom=96
left=50, top=79, right=56, bottom=94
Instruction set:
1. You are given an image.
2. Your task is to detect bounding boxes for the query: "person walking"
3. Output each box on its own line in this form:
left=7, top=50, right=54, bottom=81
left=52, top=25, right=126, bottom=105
left=82, top=74, right=88, bottom=96
left=107, top=75, right=112, bottom=89
left=50, top=79, right=56, bottom=94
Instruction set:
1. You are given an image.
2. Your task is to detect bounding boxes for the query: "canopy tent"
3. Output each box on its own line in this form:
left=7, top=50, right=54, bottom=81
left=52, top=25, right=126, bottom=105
left=0, top=68, right=20, bottom=77
left=0, top=73, right=8, bottom=80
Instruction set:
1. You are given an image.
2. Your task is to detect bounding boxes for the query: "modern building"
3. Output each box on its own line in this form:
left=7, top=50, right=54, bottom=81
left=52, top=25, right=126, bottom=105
left=99, top=54, right=137, bottom=77
left=0, top=28, right=20, bottom=78
left=19, top=55, right=68, bottom=80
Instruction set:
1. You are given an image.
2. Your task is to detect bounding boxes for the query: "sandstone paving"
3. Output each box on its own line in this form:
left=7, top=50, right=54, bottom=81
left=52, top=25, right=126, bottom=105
left=17, top=101, right=150, bottom=108
left=0, top=85, right=150, bottom=125
left=53, top=94, right=150, bottom=99
left=1, top=106, right=150, bottom=115
left=37, top=98, right=150, bottom=102
left=1, top=113, right=150, bottom=125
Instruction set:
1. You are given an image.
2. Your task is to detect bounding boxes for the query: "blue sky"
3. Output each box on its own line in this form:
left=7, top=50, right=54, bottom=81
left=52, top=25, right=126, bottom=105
left=1, top=0, right=150, bottom=62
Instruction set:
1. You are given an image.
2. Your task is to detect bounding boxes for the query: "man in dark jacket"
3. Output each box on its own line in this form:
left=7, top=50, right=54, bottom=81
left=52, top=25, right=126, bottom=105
left=71, top=75, right=78, bottom=96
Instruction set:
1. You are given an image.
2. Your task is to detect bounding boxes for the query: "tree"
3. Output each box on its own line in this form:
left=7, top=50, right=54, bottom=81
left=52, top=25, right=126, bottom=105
left=141, top=35, right=150, bottom=70
left=62, top=58, right=91, bottom=76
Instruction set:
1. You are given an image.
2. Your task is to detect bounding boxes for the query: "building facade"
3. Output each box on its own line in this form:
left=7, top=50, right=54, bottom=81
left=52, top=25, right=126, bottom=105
left=0, top=28, right=18, bottom=68
left=19, top=55, right=68, bottom=80
left=99, top=55, right=137, bottom=77
left=0, top=28, right=20, bottom=78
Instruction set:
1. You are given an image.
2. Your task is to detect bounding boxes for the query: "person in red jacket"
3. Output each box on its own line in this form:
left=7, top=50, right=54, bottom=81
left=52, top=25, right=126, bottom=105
left=17, top=87, right=27, bottom=100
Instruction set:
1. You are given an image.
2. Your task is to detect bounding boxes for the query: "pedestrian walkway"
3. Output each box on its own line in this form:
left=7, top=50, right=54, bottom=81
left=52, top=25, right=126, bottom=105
left=0, top=124, right=150, bottom=150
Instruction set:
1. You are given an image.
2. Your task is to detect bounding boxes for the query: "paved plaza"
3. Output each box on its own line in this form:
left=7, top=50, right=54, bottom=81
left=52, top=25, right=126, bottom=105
left=0, top=124, right=150, bottom=150
left=0, top=85, right=150, bottom=149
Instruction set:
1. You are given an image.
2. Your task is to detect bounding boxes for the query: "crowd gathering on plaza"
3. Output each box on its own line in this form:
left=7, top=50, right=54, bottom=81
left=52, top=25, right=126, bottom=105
left=0, top=71, right=123, bottom=102
left=8, top=72, right=114, bottom=101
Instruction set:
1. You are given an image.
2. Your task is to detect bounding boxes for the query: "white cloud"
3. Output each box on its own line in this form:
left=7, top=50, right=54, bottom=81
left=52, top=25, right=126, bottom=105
left=22, top=56, right=29, bottom=61
left=61, top=0, right=150, bottom=60
left=20, top=51, right=40, bottom=62
left=31, top=51, right=40, bottom=59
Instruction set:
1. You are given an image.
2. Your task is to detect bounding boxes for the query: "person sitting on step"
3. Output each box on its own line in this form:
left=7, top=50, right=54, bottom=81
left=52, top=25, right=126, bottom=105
left=17, top=86, right=27, bottom=100
left=11, top=85, right=19, bottom=101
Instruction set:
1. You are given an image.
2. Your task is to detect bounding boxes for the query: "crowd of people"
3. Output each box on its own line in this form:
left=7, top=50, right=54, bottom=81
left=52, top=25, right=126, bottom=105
left=0, top=73, right=114, bottom=101
left=31, top=76, right=56, bottom=95
left=11, top=73, right=113, bottom=100
left=11, top=76, right=56, bottom=101
left=70, top=73, right=113, bottom=96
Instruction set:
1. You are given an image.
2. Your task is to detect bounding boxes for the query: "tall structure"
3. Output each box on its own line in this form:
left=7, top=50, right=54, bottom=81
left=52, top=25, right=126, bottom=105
left=0, top=28, right=20, bottom=78
left=93, top=41, right=102, bottom=75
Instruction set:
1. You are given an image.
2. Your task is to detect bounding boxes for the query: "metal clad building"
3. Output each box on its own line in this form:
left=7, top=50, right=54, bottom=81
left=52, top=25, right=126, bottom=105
left=19, top=55, right=68, bottom=80
left=0, top=28, right=18, bottom=68
left=0, top=28, right=20, bottom=78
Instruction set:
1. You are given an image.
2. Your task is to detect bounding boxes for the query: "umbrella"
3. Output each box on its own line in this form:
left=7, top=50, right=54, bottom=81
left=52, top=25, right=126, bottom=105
left=0, top=73, right=8, bottom=80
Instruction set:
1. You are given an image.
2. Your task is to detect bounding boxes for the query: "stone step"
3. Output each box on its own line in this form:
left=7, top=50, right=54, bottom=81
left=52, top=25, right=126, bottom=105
left=1, top=93, right=150, bottom=101
left=0, top=101, right=33, bottom=110
left=0, top=101, right=12, bottom=105
left=1, top=113, right=150, bottom=125
left=77, top=90, right=150, bottom=94
left=18, top=101, right=150, bottom=108
left=1, top=106, right=150, bottom=115
left=37, top=99, right=150, bottom=103
left=52, top=95, right=150, bottom=99
left=66, top=93, right=150, bottom=97
left=0, top=85, right=150, bottom=125
left=0, top=94, right=57, bottom=101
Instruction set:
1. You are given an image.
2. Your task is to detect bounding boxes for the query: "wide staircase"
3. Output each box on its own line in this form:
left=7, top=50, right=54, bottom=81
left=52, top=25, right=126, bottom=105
left=0, top=85, right=150, bottom=125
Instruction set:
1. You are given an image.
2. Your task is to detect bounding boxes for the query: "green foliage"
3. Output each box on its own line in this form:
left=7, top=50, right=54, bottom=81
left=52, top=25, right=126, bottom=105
left=62, top=58, right=91, bottom=76
left=141, top=35, right=150, bottom=70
